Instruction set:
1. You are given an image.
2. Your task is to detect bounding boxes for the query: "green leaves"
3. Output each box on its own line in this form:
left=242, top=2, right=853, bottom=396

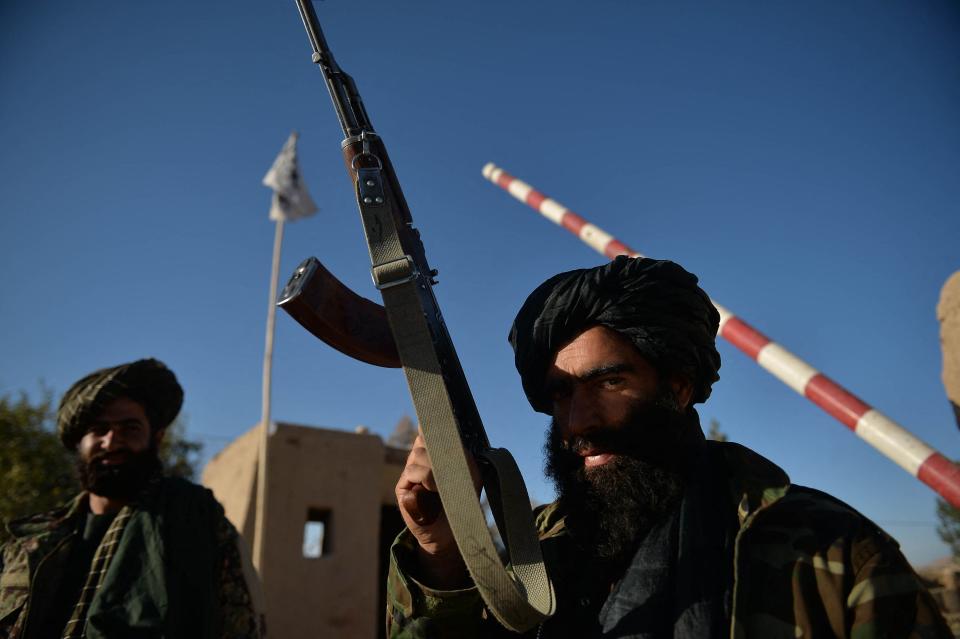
left=936, top=498, right=960, bottom=560
left=159, top=417, right=203, bottom=481
left=0, top=389, right=77, bottom=544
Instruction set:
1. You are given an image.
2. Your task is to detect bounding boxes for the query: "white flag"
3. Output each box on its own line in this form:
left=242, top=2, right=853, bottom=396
left=262, top=132, right=318, bottom=222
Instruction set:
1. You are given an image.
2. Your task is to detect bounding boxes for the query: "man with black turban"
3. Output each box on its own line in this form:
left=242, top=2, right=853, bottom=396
left=0, top=359, right=264, bottom=639
left=387, top=256, right=949, bottom=638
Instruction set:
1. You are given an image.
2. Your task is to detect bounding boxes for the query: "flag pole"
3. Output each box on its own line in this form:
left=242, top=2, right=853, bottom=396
left=255, top=131, right=318, bottom=577
left=254, top=215, right=285, bottom=574
left=253, top=131, right=317, bottom=581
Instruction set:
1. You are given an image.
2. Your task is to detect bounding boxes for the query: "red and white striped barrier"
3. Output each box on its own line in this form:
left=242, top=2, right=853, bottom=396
left=482, top=162, right=960, bottom=508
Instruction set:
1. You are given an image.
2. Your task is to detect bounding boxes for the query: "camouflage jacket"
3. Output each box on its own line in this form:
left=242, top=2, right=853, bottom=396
left=0, top=477, right=264, bottom=639
left=386, top=442, right=950, bottom=638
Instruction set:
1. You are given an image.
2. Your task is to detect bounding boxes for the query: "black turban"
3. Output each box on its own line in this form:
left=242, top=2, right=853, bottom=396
left=58, top=358, right=184, bottom=449
left=508, top=256, right=721, bottom=414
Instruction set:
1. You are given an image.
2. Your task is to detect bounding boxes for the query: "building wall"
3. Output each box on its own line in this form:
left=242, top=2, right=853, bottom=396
left=202, top=425, right=259, bottom=542
left=940, top=271, right=960, bottom=428
left=203, top=423, right=407, bottom=639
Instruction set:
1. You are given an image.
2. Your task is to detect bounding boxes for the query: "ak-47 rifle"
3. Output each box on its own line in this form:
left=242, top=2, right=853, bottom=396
left=277, top=1, right=555, bottom=631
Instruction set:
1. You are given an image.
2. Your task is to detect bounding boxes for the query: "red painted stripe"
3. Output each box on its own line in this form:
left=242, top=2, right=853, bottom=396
left=803, top=374, right=870, bottom=430
left=918, top=453, right=960, bottom=508
left=526, top=190, right=546, bottom=210
left=604, top=239, right=634, bottom=258
left=560, top=211, right=587, bottom=235
left=720, top=318, right=771, bottom=360
left=495, top=171, right=514, bottom=190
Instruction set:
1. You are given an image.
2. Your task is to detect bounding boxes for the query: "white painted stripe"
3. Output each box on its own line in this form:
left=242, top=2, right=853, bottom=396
left=539, top=198, right=568, bottom=224
left=507, top=179, right=531, bottom=202
left=756, top=343, right=819, bottom=395
left=855, top=409, right=933, bottom=475
left=482, top=163, right=496, bottom=179
left=713, top=302, right=733, bottom=333
left=579, top=223, right=614, bottom=253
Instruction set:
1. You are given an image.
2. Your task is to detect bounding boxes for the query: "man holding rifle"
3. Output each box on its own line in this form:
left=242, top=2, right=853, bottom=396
left=0, top=359, right=264, bottom=638
left=388, top=256, right=948, bottom=638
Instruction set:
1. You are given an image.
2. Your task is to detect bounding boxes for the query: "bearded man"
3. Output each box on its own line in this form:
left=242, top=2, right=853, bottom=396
left=0, top=358, right=264, bottom=639
left=386, top=256, right=949, bottom=638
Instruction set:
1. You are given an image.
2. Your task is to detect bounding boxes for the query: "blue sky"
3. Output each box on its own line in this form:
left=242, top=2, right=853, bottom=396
left=2, top=1, right=958, bottom=566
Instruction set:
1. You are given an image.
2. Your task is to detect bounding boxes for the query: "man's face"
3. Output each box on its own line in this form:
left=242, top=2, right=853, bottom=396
left=77, top=397, right=163, bottom=499
left=545, top=325, right=692, bottom=458
left=543, top=326, right=697, bottom=564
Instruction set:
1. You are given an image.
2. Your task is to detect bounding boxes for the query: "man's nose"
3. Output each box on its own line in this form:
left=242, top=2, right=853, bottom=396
left=561, top=388, right=600, bottom=439
left=99, top=428, right=119, bottom=450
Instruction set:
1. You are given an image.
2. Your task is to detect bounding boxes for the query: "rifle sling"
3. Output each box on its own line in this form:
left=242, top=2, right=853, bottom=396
left=357, top=159, right=555, bottom=632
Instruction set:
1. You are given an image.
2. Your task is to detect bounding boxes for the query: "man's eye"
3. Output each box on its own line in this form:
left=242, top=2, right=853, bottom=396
left=599, top=377, right=623, bottom=389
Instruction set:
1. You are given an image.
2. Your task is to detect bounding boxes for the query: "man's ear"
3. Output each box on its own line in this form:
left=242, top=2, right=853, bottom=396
left=153, top=426, right=167, bottom=447
left=669, top=373, right=694, bottom=411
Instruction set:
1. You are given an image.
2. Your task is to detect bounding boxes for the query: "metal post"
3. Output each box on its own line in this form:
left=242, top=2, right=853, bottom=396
left=254, top=218, right=285, bottom=573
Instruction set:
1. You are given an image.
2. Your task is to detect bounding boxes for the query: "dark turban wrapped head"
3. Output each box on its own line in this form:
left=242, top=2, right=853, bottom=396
left=508, top=256, right=721, bottom=414
left=57, top=358, right=184, bottom=450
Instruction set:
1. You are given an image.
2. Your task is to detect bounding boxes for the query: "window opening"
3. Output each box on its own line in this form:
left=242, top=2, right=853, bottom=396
left=303, top=508, right=332, bottom=558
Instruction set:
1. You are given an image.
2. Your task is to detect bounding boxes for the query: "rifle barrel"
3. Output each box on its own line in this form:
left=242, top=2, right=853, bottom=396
left=293, top=0, right=369, bottom=137
left=294, top=0, right=330, bottom=58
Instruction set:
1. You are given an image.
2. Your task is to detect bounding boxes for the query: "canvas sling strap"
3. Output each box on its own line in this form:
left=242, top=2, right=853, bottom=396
left=352, top=142, right=555, bottom=633
left=62, top=505, right=134, bottom=639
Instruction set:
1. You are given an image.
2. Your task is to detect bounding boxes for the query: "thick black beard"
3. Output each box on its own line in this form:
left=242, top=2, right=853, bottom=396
left=544, top=390, right=700, bottom=568
left=76, top=444, right=162, bottom=500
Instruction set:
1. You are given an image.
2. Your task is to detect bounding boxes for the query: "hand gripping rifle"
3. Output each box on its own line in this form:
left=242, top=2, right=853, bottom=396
left=278, top=1, right=555, bottom=631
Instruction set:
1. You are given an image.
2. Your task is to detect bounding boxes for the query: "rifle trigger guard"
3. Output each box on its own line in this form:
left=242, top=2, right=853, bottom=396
left=372, top=256, right=418, bottom=290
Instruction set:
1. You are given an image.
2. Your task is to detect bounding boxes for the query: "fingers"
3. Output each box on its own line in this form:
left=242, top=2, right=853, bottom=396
left=400, top=484, right=443, bottom=527
left=396, top=433, right=443, bottom=529
left=397, top=434, right=437, bottom=493
left=394, top=433, right=469, bottom=587
left=397, top=432, right=483, bottom=498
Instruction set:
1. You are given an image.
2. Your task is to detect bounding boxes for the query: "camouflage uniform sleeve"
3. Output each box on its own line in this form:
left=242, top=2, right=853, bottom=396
left=387, top=528, right=506, bottom=639
left=0, top=539, right=29, bottom=638
left=847, top=537, right=952, bottom=638
left=215, top=515, right=267, bottom=638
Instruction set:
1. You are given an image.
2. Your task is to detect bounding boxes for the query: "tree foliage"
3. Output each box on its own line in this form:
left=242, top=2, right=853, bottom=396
left=936, top=498, right=960, bottom=560
left=159, top=417, right=203, bottom=481
left=0, top=389, right=203, bottom=543
left=0, top=390, right=78, bottom=544
left=707, top=418, right=729, bottom=442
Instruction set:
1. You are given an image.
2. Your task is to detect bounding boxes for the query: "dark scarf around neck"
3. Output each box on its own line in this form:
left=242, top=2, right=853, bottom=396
left=597, top=444, right=737, bottom=639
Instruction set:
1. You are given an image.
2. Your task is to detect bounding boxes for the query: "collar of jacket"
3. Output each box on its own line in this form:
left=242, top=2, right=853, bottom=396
left=7, top=469, right=168, bottom=540
left=713, top=442, right=790, bottom=528
left=7, top=492, right=86, bottom=540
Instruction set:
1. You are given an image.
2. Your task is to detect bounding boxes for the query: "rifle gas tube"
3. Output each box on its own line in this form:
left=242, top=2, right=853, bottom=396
left=278, top=0, right=554, bottom=631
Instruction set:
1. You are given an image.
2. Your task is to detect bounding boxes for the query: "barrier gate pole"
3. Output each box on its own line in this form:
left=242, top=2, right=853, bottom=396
left=483, top=162, right=960, bottom=508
